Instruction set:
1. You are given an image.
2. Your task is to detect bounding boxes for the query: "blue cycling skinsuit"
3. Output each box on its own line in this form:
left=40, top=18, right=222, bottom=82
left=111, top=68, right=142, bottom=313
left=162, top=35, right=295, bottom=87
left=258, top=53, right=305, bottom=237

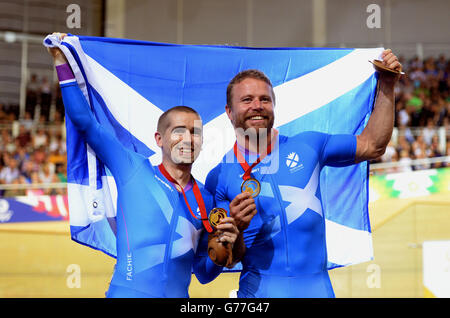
left=57, top=64, right=222, bottom=298
left=205, top=132, right=356, bottom=298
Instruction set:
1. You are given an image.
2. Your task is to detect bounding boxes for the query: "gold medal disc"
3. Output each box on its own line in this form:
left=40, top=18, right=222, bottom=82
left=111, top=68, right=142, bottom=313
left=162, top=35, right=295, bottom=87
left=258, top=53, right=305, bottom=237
left=240, top=178, right=261, bottom=198
left=208, top=207, right=227, bottom=228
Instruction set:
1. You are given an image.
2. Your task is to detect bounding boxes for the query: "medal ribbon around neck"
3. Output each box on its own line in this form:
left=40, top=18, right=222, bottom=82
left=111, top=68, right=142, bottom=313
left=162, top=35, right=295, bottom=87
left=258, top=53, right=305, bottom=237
left=158, top=164, right=213, bottom=233
left=233, top=139, right=274, bottom=198
left=233, top=137, right=274, bottom=179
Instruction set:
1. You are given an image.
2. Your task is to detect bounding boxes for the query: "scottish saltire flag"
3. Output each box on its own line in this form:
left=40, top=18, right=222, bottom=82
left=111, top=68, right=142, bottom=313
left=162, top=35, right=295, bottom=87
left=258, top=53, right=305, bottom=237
left=43, top=34, right=382, bottom=269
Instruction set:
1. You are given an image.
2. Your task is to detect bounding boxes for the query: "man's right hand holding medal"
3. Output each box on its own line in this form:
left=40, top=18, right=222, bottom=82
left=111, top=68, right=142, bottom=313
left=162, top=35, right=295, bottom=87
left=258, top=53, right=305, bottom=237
left=229, top=191, right=257, bottom=232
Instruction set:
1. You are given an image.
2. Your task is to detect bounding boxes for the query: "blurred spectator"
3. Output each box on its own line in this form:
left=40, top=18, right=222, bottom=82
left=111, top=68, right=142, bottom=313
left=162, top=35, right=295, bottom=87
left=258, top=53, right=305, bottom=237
left=48, top=148, right=66, bottom=167
left=39, top=162, right=56, bottom=183
left=437, top=101, right=449, bottom=126
left=48, top=131, right=63, bottom=153
left=14, top=146, right=30, bottom=171
left=430, top=135, right=444, bottom=169
left=412, top=135, right=428, bottom=158
left=53, top=110, right=64, bottom=124
left=26, top=73, right=40, bottom=116
left=54, top=163, right=67, bottom=195
left=385, top=151, right=400, bottom=174
left=409, top=56, right=423, bottom=71
left=32, top=128, right=48, bottom=149
left=0, top=103, right=7, bottom=122
left=436, top=54, right=447, bottom=71
left=422, top=118, right=437, bottom=145
left=381, top=140, right=397, bottom=163
left=396, top=135, right=411, bottom=154
left=55, top=163, right=67, bottom=183
left=26, top=171, right=44, bottom=196
left=424, top=57, right=438, bottom=77
left=32, top=146, right=47, bottom=166
left=16, top=125, right=32, bottom=149
left=39, top=162, right=59, bottom=195
left=19, top=111, right=34, bottom=130
left=54, top=82, right=65, bottom=116
left=398, top=150, right=413, bottom=172
left=398, top=125, right=415, bottom=144
left=0, top=158, right=20, bottom=185
left=0, top=129, right=10, bottom=152
left=20, top=160, right=35, bottom=184
left=40, top=76, right=52, bottom=120
left=414, top=151, right=431, bottom=170
left=2, top=132, right=16, bottom=154
left=397, top=100, right=410, bottom=127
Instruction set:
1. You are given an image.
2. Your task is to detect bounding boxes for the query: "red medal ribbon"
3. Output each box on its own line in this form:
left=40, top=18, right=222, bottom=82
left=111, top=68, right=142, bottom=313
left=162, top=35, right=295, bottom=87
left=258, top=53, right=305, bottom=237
left=158, top=164, right=213, bottom=233
left=233, top=141, right=273, bottom=180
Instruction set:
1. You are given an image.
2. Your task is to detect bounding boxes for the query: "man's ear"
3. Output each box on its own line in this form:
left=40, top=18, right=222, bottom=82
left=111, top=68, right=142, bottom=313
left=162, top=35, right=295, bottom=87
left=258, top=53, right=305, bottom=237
left=155, top=131, right=163, bottom=148
left=225, top=104, right=233, bottom=121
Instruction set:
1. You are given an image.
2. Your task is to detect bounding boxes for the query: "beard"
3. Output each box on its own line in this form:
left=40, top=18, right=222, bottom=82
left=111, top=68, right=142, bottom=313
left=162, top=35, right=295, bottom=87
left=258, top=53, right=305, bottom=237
left=232, top=112, right=275, bottom=154
left=233, top=111, right=275, bottom=137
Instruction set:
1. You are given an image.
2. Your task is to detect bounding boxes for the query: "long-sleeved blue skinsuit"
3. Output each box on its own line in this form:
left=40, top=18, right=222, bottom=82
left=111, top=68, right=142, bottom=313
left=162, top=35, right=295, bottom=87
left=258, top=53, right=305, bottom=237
left=206, top=133, right=357, bottom=297
left=59, top=71, right=222, bottom=298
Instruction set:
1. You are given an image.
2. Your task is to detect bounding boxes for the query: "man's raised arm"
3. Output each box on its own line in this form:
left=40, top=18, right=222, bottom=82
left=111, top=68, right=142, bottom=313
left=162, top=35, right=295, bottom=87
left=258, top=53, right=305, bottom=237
left=355, top=49, right=402, bottom=163
left=47, top=32, right=141, bottom=184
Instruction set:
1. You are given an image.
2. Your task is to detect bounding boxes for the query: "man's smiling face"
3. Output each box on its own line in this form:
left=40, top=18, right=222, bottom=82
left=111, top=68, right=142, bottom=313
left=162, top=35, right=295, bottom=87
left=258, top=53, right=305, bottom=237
left=226, top=77, right=275, bottom=134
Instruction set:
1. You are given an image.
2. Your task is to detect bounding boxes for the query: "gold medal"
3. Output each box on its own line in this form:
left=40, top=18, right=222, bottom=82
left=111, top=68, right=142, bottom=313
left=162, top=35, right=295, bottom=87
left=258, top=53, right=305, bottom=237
left=369, top=59, right=405, bottom=75
left=208, top=207, right=227, bottom=228
left=240, top=178, right=261, bottom=198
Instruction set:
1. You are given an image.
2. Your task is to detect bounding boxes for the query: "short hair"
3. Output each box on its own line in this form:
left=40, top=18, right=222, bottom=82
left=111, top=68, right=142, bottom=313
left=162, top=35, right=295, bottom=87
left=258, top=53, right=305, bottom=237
left=226, top=69, right=275, bottom=108
left=157, top=106, right=200, bottom=133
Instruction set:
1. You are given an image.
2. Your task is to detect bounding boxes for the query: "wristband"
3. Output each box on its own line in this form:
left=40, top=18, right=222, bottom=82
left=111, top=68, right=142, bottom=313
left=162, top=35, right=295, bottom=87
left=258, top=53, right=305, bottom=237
left=56, top=63, right=76, bottom=85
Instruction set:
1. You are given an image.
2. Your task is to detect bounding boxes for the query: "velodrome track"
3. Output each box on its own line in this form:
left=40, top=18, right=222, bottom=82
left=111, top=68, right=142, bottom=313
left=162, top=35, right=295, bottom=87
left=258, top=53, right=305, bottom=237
left=0, top=192, right=449, bottom=298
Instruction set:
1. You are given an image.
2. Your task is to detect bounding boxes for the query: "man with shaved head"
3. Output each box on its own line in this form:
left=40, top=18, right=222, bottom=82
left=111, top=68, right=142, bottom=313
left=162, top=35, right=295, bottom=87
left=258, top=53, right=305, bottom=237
left=47, top=33, right=246, bottom=298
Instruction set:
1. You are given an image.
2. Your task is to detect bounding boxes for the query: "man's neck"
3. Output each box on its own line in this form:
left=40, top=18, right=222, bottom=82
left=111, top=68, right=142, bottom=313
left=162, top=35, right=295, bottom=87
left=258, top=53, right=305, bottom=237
left=161, top=158, right=192, bottom=189
left=236, top=128, right=278, bottom=155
